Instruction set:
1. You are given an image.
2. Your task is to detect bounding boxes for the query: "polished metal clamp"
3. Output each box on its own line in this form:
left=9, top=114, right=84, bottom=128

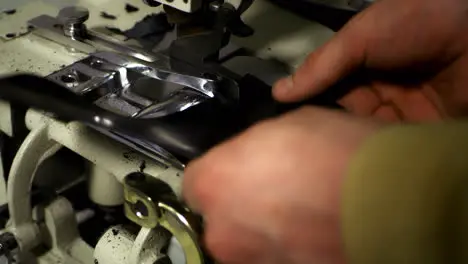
left=123, top=172, right=205, bottom=264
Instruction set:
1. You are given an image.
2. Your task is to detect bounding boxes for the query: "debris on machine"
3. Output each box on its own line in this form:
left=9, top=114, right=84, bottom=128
left=3, top=9, right=16, bottom=15
left=105, top=26, right=126, bottom=36
left=142, top=0, right=162, bottom=7
left=139, top=160, right=146, bottom=172
left=5, top=33, right=15, bottom=39
left=125, top=3, right=140, bottom=13
left=3, top=25, right=35, bottom=41
left=100, top=11, right=117, bottom=20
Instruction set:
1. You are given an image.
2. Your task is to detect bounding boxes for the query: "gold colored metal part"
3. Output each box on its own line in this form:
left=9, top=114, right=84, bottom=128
left=123, top=174, right=160, bottom=229
left=123, top=172, right=204, bottom=264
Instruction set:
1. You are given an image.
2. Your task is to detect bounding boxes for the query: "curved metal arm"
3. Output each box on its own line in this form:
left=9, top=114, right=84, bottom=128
left=158, top=200, right=204, bottom=264
left=123, top=172, right=204, bottom=264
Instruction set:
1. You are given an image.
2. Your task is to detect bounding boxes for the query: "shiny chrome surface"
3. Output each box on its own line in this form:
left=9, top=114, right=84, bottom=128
left=133, top=90, right=206, bottom=119
left=48, top=52, right=215, bottom=116
left=28, top=9, right=220, bottom=98
left=46, top=51, right=217, bottom=168
left=28, top=5, right=234, bottom=167
left=57, top=6, right=89, bottom=40
left=29, top=15, right=96, bottom=54
left=28, top=14, right=158, bottom=62
left=93, top=52, right=219, bottom=98
left=28, top=7, right=239, bottom=167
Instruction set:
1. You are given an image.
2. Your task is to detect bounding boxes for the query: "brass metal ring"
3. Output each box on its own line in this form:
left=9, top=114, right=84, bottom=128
left=123, top=172, right=204, bottom=264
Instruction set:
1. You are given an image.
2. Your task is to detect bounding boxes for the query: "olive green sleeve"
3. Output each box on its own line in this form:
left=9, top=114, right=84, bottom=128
left=343, top=121, right=468, bottom=264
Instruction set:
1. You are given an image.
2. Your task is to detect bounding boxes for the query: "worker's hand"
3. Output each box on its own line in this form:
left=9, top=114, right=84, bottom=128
left=273, top=0, right=468, bottom=122
left=183, top=107, right=382, bottom=264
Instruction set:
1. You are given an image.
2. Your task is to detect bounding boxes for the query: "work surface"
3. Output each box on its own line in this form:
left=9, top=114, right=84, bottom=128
left=0, top=0, right=335, bottom=77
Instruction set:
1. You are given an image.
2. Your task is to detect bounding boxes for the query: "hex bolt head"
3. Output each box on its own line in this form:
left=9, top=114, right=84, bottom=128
left=57, top=6, right=90, bottom=25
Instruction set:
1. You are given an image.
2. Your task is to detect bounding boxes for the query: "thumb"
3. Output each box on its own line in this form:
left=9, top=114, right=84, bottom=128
left=273, top=16, right=368, bottom=102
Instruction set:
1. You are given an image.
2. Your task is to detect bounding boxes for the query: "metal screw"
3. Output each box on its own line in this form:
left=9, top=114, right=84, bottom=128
left=57, top=6, right=90, bottom=40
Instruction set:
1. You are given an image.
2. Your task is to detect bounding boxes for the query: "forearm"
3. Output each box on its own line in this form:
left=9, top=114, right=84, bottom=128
left=343, top=121, right=468, bottom=264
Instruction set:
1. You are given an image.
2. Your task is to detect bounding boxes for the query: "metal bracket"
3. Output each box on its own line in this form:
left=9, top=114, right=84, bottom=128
left=123, top=172, right=204, bottom=264
left=28, top=11, right=158, bottom=62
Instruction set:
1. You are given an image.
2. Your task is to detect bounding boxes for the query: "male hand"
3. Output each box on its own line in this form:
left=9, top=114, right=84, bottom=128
left=183, top=108, right=382, bottom=264
left=183, top=0, right=468, bottom=263
left=274, top=0, right=468, bottom=122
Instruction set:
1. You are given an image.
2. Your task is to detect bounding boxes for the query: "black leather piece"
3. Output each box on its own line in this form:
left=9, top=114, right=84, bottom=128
left=269, top=0, right=358, bottom=32
left=0, top=74, right=345, bottom=162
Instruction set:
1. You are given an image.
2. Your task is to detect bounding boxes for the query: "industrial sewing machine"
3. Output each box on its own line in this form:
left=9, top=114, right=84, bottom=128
left=0, top=0, right=367, bottom=263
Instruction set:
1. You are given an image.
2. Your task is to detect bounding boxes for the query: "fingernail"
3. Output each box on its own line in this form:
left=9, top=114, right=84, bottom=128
left=274, top=76, right=293, bottom=95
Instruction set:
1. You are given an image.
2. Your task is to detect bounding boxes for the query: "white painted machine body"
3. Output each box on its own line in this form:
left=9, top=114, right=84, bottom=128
left=0, top=0, right=341, bottom=263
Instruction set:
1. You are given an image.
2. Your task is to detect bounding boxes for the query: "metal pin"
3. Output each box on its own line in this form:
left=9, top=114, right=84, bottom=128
left=57, top=6, right=90, bottom=40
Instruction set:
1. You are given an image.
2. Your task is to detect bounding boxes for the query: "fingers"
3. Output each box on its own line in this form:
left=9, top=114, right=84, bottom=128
left=372, top=82, right=443, bottom=122
left=182, top=159, right=213, bottom=214
left=373, top=104, right=402, bottom=122
left=335, top=83, right=443, bottom=122
left=182, top=108, right=373, bottom=264
left=182, top=125, right=262, bottom=214
left=335, top=85, right=402, bottom=122
left=273, top=12, right=368, bottom=102
left=338, top=86, right=381, bottom=115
